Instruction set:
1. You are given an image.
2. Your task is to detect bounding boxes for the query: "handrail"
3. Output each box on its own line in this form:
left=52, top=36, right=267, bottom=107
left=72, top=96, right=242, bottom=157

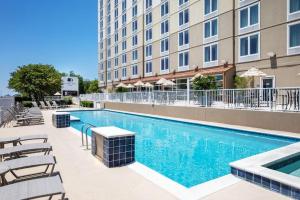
left=80, top=123, right=96, bottom=150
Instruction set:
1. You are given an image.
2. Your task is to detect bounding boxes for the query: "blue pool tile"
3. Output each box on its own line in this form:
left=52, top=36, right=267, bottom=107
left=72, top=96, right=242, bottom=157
left=245, top=172, right=253, bottom=182
left=114, top=153, right=120, bottom=160
left=261, top=177, right=270, bottom=189
left=292, top=188, right=300, bottom=199
left=237, top=170, right=245, bottom=179
left=120, top=145, right=126, bottom=153
left=253, top=175, right=261, bottom=185
left=281, top=184, right=291, bottom=196
left=114, top=139, right=120, bottom=146
left=231, top=168, right=237, bottom=176
left=270, top=180, right=280, bottom=192
left=120, top=138, right=125, bottom=145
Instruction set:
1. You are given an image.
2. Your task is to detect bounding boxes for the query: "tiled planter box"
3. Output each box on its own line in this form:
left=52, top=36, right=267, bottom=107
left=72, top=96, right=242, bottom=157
left=91, top=126, right=135, bottom=168
left=52, top=112, right=70, bottom=128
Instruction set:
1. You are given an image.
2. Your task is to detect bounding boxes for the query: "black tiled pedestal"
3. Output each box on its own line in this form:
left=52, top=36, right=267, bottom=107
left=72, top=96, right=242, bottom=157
left=52, top=112, right=70, bottom=128
left=91, top=126, right=135, bottom=168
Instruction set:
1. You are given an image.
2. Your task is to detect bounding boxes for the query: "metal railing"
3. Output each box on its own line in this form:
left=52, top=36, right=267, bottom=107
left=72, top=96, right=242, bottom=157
left=79, top=88, right=300, bottom=112
left=81, top=123, right=95, bottom=149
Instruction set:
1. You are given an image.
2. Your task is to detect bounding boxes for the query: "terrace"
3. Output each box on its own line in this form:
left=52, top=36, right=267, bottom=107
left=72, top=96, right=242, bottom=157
left=0, top=106, right=298, bottom=199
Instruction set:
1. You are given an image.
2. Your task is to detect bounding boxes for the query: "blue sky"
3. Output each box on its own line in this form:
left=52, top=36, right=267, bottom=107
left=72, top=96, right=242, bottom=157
left=0, top=0, right=98, bottom=95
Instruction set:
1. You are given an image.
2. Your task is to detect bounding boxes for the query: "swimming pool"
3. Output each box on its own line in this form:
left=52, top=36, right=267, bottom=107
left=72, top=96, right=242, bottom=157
left=70, top=110, right=298, bottom=188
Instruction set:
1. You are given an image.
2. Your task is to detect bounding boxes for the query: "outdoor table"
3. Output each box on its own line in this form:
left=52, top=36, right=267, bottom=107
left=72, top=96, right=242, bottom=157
left=0, top=137, right=20, bottom=149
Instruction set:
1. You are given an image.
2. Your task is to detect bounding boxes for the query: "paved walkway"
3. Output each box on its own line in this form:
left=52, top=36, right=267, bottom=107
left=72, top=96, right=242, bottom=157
left=0, top=110, right=290, bottom=200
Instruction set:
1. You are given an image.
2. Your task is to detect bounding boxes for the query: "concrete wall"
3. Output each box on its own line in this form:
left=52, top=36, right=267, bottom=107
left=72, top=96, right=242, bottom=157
left=104, top=102, right=300, bottom=134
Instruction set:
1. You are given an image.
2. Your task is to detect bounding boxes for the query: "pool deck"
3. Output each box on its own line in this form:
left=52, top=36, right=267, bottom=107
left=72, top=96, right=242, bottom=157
left=0, top=110, right=291, bottom=200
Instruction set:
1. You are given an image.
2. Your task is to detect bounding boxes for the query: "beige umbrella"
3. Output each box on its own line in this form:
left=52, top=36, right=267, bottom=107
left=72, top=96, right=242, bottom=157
left=126, top=84, right=135, bottom=89
left=191, top=73, right=204, bottom=81
left=134, top=80, right=144, bottom=87
left=54, top=92, right=61, bottom=96
left=116, top=82, right=127, bottom=88
left=241, top=67, right=267, bottom=88
left=241, top=67, right=267, bottom=78
left=163, top=80, right=175, bottom=86
left=144, top=82, right=154, bottom=88
left=156, top=78, right=167, bottom=85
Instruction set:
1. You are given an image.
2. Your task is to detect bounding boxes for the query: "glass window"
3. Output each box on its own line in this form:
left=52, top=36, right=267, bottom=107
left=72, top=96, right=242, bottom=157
left=205, top=0, right=217, bottom=15
left=179, top=30, right=189, bottom=46
left=179, top=51, right=189, bottom=67
left=132, top=65, right=138, bottom=75
left=240, top=33, right=259, bottom=56
left=146, top=61, right=152, bottom=73
left=161, top=1, right=169, bottom=17
left=161, top=57, right=169, bottom=71
left=204, top=18, right=218, bottom=38
left=240, top=37, right=248, bottom=56
left=240, top=4, right=259, bottom=29
left=122, top=67, right=127, bottom=78
left=179, top=9, right=189, bottom=26
left=204, top=44, right=218, bottom=62
left=290, top=23, right=300, bottom=47
left=290, top=0, right=300, bottom=13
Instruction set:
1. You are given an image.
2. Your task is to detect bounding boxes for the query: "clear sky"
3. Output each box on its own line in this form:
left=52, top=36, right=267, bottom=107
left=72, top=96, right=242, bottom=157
left=0, top=0, right=98, bottom=96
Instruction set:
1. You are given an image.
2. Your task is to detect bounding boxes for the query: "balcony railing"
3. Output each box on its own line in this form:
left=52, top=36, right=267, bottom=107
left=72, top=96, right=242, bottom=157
left=79, top=88, right=300, bottom=112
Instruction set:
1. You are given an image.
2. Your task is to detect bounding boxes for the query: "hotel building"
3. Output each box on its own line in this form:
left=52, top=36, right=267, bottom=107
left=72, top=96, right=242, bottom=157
left=98, top=0, right=300, bottom=91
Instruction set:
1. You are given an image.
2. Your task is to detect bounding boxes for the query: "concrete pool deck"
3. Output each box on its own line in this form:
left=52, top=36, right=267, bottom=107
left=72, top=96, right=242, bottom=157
left=0, top=110, right=291, bottom=200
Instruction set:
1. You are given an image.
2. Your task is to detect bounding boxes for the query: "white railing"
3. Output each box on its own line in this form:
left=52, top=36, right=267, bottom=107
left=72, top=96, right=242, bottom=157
left=79, top=88, right=300, bottom=112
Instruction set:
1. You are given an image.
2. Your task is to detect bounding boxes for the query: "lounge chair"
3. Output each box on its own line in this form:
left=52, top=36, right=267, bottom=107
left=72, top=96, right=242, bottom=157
left=39, top=101, right=49, bottom=109
left=32, top=101, right=39, bottom=108
left=18, top=134, right=48, bottom=144
left=52, top=101, right=63, bottom=109
left=0, top=173, right=66, bottom=200
left=0, top=155, right=56, bottom=183
left=0, top=143, right=52, bottom=161
left=46, top=101, right=56, bottom=109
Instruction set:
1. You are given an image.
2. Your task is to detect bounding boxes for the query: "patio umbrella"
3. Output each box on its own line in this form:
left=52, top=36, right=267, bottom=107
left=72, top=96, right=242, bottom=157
left=241, top=67, right=267, bottom=88
left=156, top=78, right=167, bottom=85
left=116, top=82, right=127, bottom=88
left=240, top=67, right=267, bottom=78
left=191, top=73, right=204, bottom=81
left=126, top=84, right=135, bottom=92
left=134, top=80, right=144, bottom=91
left=144, top=82, right=154, bottom=88
left=54, top=92, right=61, bottom=96
left=162, top=80, right=176, bottom=87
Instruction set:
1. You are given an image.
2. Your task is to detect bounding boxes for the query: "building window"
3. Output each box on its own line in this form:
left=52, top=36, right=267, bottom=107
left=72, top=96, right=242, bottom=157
left=114, top=58, right=119, bottom=67
left=115, top=45, right=119, bottom=54
left=145, top=61, right=152, bottom=74
left=161, top=38, right=169, bottom=53
left=145, top=12, right=152, bottom=25
left=100, top=73, right=104, bottom=81
left=132, top=5, right=138, bottom=17
left=122, top=0, right=126, bottom=12
left=161, top=1, right=169, bottom=17
left=132, top=35, right=138, bottom=46
left=122, top=13, right=126, bottom=25
left=132, top=65, right=138, bottom=76
left=179, top=9, right=189, bottom=26
left=114, top=69, right=119, bottom=79
left=132, top=20, right=138, bottom=32
left=288, top=22, right=300, bottom=55
left=122, top=27, right=126, bottom=37
left=161, top=20, right=169, bottom=35
left=146, top=28, right=152, bottom=41
left=240, top=3, right=259, bottom=29
left=107, top=71, right=111, bottom=81
left=107, top=60, right=111, bottom=69
left=160, top=57, right=169, bottom=72
left=204, top=18, right=218, bottom=38
left=107, top=49, right=111, bottom=58
left=99, top=62, right=104, bottom=71
left=132, top=49, right=138, bottom=61
left=179, top=0, right=188, bottom=6
left=122, top=54, right=127, bottom=64
left=205, top=0, right=217, bottom=15
left=204, top=43, right=218, bottom=63
left=122, top=41, right=127, bottom=51
left=179, top=51, right=189, bottom=68
left=145, top=44, right=152, bottom=57
left=239, top=32, right=260, bottom=62
left=115, top=21, right=118, bottom=31
left=290, top=0, right=300, bottom=13
left=178, top=29, right=189, bottom=46
left=114, top=8, right=118, bottom=19
left=122, top=67, right=127, bottom=78
left=114, top=33, right=118, bottom=42
left=145, top=0, right=152, bottom=9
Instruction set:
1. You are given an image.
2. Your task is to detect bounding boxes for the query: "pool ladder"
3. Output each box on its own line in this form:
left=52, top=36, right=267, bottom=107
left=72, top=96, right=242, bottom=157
left=81, top=123, right=95, bottom=150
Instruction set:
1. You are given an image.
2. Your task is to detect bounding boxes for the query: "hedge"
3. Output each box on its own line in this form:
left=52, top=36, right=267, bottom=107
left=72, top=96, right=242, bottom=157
left=80, top=101, right=94, bottom=108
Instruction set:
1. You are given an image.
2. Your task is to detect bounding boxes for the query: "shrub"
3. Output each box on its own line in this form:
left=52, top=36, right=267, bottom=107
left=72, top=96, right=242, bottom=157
left=22, top=101, right=34, bottom=108
left=116, top=87, right=128, bottom=93
left=234, top=76, right=249, bottom=89
left=80, top=101, right=94, bottom=108
left=63, top=96, right=73, bottom=105
left=192, top=75, right=217, bottom=90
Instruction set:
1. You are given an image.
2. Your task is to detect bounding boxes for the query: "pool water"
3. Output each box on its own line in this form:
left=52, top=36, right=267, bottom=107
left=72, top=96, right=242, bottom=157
left=268, top=155, right=300, bottom=178
left=70, top=110, right=297, bottom=188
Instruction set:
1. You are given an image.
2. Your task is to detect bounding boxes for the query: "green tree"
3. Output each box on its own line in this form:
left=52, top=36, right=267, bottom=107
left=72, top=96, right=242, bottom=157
left=87, top=80, right=99, bottom=93
left=234, top=76, right=249, bottom=88
left=8, top=64, right=62, bottom=100
left=192, top=75, right=217, bottom=90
